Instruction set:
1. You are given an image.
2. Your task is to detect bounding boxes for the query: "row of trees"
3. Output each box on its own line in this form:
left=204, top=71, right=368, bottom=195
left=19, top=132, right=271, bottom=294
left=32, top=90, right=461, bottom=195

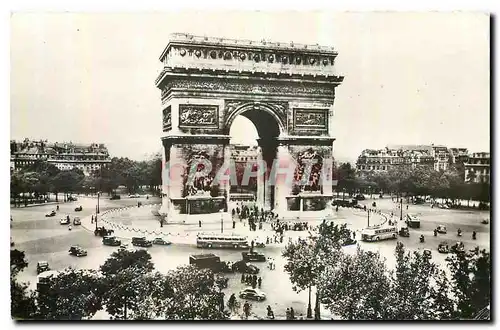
left=10, top=154, right=163, bottom=205
left=11, top=248, right=229, bottom=320
left=282, top=222, right=490, bottom=320
left=334, top=162, right=490, bottom=203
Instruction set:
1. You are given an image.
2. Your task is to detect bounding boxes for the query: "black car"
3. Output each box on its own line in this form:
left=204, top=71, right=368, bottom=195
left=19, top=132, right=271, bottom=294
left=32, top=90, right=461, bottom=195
left=103, top=236, right=121, bottom=246
left=355, top=194, right=366, bottom=201
left=37, top=261, right=50, bottom=274
left=132, top=237, right=153, bottom=247
left=242, top=251, right=266, bottom=262
left=67, top=196, right=77, bottom=202
left=69, top=246, right=88, bottom=257
left=45, top=210, right=56, bottom=217
left=74, top=206, right=83, bottom=212
left=110, top=195, right=121, bottom=200
left=341, top=237, right=357, bottom=246
left=232, top=260, right=260, bottom=274
left=95, top=226, right=114, bottom=237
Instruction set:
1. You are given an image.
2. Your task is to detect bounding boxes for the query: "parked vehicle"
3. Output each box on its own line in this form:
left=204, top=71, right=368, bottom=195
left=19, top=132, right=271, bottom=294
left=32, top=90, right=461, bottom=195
left=406, top=214, right=421, bottom=229
left=74, top=206, right=83, bottom=212
left=45, top=210, right=56, bottom=217
left=436, top=225, right=447, bottom=234
left=254, top=239, right=266, bottom=248
left=37, top=261, right=50, bottom=274
left=110, top=195, right=121, bottom=200
left=67, top=196, right=77, bottom=202
left=60, top=217, right=70, bottom=225
left=102, top=236, right=121, bottom=246
left=196, top=233, right=249, bottom=249
left=239, top=288, right=266, bottom=301
left=438, top=242, right=450, bottom=254
left=232, top=260, right=260, bottom=274
left=341, top=237, right=357, bottom=246
left=413, top=197, right=425, bottom=205
left=242, top=251, right=266, bottom=262
left=481, top=219, right=489, bottom=225
left=152, top=237, right=172, bottom=245
left=355, top=194, right=365, bottom=201
left=73, top=217, right=81, bottom=225
left=361, top=225, right=397, bottom=242
left=129, top=194, right=141, bottom=198
left=398, top=227, right=410, bottom=237
left=94, top=226, right=114, bottom=237
left=131, top=237, right=152, bottom=247
left=69, top=245, right=87, bottom=257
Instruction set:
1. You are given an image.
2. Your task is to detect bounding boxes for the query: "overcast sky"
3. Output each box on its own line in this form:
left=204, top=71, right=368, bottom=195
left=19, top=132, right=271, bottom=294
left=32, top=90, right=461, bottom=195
left=10, top=12, right=490, bottom=162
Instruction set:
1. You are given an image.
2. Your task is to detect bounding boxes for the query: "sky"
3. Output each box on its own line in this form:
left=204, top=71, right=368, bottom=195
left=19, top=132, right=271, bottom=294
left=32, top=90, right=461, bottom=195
left=10, top=12, right=490, bottom=163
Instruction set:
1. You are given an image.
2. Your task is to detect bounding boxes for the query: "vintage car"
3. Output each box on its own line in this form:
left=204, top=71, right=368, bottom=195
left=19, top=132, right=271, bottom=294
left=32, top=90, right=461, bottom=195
left=399, top=227, right=410, bottom=237
left=68, top=245, right=88, bottom=257
left=45, top=210, right=56, bottom=217
left=355, top=194, right=366, bottom=201
left=36, top=261, right=50, bottom=274
left=94, top=226, right=114, bottom=237
left=110, top=195, right=121, bottom=200
left=481, top=219, right=489, bottom=225
left=451, top=242, right=465, bottom=253
left=341, top=237, right=357, bottom=246
left=132, top=237, right=153, bottom=247
left=242, top=251, right=266, bottom=262
left=232, top=260, right=260, bottom=274
left=438, top=242, right=450, bottom=254
left=129, top=194, right=141, bottom=198
left=239, top=288, right=266, bottom=301
left=102, top=236, right=121, bottom=246
left=73, top=217, right=81, bottom=225
left=436, top=225, right=447, bottom=234
left=67, top=196, right=78, bottom=202
left=74, top=206, right=83, bottom=212
left=423, top=248, right=432, bottom=259
left=152, top=237, right=172, bottom=245
left=60, top=217, right=70, bottom=225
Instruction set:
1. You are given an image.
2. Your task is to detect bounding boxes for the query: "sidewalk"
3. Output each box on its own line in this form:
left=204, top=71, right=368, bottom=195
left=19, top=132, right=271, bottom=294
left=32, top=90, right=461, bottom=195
left=10, top=200, right=61, bottom=209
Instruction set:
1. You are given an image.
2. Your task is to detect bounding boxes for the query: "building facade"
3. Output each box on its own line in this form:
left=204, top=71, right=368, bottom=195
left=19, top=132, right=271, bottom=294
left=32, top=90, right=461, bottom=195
left=464, top=152, right=490, bottom=183
left=10, top=138, right=111, bottom=175
left=356, top=144, right=469, bottom=175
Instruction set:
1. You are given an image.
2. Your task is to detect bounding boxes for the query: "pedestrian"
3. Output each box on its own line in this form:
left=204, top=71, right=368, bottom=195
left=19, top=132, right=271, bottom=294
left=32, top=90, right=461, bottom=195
left=258, top=277, right=262, bottom=288
left=286, top=308, right=291, bottom=320
left=233, top=220, right=236, bottom=229
left=290, top=307, right=295, bottom=320
left=91, top=215, right=94, bottom=223
left=406, top=205, right=409, bottom=210
left=241, top=273, right=245, bottom=283
left=199, top=220, right=202, bottom=228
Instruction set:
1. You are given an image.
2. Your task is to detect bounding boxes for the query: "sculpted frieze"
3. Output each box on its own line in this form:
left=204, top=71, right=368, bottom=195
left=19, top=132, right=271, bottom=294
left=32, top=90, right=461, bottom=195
left=293, top=108, right=328, bottom=130
left=179, top=104, right=219, bottom=128
left=162, top=106, right=172, bottom=131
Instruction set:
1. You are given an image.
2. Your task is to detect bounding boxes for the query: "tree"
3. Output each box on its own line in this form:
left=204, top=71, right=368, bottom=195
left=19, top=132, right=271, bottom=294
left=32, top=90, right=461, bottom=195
left=282, top=221, right=348, bottom=319
left=99, top=248, right=155, bottom=320
left=11, top=249, right=29, bottom=277
left=446, top=248, right=491, bottom=319
left=428, top=269, right=455, bottom=319
left=162, top=266, right=229, bottom=320
left=319, top=246, right=391, bottom=320
left=36, top=269, right=104, bottom=320
left=11, top=249, right=36, bottom=319
left=385, top=242, right=441, bottom=320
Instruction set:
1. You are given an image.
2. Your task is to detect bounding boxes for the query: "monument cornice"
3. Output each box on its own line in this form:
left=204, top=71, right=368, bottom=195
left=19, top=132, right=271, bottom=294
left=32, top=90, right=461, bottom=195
left=161, top=134, right=231, bottom=146
left=277, top=136, right=336, bottom=146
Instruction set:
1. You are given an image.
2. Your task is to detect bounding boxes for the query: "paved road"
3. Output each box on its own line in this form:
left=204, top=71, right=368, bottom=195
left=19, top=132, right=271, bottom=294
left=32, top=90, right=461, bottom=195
left=10, top=195, right=490, bottom=320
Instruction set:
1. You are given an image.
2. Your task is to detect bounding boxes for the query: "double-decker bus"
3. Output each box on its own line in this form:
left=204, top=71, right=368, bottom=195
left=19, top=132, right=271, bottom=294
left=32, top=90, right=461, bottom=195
left=361, top=225, right=397, bottom=242
left=196, top=233, right=249, bottom=249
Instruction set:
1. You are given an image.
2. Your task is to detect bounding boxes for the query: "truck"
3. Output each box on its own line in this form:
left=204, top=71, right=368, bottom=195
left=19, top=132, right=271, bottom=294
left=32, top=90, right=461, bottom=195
left=189, top=254, right=222, bottom=271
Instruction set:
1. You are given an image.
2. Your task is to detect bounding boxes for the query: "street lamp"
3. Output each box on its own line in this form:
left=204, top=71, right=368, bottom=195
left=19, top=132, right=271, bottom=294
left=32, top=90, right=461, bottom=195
left=367, top=209, right=370, bottom=227
left=97, top=191, right=100, bottom=214
left=220, top=209, right=224, bottom=234
left=400, top=198, right=403, bottom=221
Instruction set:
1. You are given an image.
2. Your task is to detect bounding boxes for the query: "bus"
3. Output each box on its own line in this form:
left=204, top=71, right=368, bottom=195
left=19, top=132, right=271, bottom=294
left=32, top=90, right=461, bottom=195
left=406, top=214, right=421, bottom=229
left=361, top=225, right=397, bottom=242
left=196, top=233, right=249, bottom=249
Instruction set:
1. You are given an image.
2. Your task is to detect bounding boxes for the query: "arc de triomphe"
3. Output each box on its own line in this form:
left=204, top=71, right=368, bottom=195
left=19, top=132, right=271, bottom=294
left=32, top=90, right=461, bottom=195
left=156, top=33, right=344, bottom=223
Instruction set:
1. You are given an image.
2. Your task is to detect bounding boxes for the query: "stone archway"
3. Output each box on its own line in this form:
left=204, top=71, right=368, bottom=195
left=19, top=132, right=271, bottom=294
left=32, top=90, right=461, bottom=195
left=156, top=34, right=343, bottom=223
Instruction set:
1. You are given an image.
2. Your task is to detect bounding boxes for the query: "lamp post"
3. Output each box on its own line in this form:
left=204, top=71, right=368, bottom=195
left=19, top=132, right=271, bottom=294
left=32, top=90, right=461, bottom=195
left=220, top=210, right=224, bottom=234
left=97, top=191, right=100, bottom=214
left=400, top=197, right=403, bottom=221
left=367, top=209, right=370, bottom=227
